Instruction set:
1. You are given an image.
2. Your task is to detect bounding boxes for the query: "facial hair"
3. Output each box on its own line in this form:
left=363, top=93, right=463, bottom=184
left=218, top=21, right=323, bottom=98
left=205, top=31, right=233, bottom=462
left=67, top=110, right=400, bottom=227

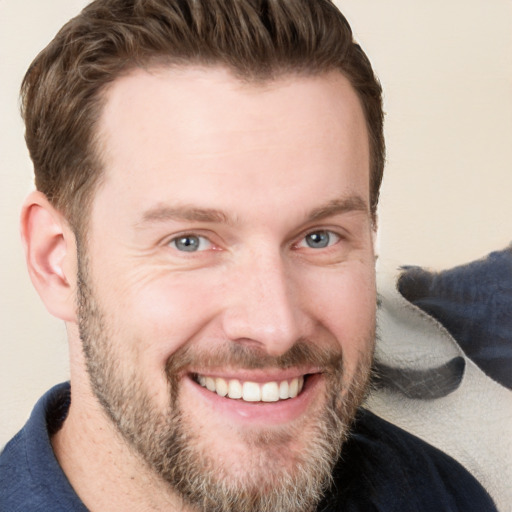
left=77, top=248, right=375, bottom=512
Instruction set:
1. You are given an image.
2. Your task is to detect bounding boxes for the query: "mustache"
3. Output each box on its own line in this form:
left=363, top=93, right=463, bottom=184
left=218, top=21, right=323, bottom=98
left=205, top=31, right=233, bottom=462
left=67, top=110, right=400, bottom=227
left=165, top=338, right=344, bottom=381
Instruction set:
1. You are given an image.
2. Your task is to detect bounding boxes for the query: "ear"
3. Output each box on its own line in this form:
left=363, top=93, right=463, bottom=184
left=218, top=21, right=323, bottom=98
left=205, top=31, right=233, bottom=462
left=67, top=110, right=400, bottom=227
left=20, top=191, right=78, bottom=323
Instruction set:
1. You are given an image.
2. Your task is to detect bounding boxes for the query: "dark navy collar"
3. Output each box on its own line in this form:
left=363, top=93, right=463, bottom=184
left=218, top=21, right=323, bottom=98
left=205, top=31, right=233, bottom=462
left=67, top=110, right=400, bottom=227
left=16, top=382, right=87, bottom=511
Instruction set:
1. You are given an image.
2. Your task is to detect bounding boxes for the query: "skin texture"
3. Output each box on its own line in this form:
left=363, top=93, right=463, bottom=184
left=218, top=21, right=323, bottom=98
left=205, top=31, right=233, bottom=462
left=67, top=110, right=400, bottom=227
left=22, top=67, right=376, bottom=511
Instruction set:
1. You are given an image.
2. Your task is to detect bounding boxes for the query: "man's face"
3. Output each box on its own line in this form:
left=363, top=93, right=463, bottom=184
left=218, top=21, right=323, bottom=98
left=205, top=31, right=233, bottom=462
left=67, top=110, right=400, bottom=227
left=78, top=67, right=376, bottom=511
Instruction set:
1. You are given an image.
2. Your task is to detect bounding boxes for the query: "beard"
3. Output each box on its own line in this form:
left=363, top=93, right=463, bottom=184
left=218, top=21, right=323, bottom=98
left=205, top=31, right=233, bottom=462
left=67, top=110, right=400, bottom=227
left=76, top=249, right=375, bottom=512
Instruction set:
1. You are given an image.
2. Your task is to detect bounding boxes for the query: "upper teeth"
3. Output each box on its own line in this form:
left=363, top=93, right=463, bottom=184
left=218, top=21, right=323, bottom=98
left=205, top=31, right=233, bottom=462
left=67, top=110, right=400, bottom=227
left=196, top=375, right=305, bottom=402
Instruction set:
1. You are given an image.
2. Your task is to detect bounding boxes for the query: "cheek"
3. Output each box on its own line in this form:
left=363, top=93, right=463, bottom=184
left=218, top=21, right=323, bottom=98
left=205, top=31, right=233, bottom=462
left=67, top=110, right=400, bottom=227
left=136, top=275, right=201, bottom=319
left=112, top=271, right=220, bottom=362
left=299, top=264, right=376, bottom=364
left=93, top=270, right=221, bottom=410
left=87, top=255, right=211, bottom=353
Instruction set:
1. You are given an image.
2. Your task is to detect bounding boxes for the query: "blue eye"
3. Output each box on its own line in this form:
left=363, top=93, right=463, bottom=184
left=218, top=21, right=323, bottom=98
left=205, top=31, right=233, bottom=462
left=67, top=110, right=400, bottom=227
left=300, top=231, right=340, bottom=249
left=171, top=235, right=211, bottom=252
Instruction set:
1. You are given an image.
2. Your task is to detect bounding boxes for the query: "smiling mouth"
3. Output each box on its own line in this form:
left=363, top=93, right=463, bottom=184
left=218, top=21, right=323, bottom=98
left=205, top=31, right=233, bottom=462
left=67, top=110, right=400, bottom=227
left=193, top=374, right=307, bottom=403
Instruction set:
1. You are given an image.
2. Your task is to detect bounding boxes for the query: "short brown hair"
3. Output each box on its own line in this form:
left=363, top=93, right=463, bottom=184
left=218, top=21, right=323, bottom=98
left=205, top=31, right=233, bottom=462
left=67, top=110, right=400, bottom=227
left=21, top=0, right=384, bottom=233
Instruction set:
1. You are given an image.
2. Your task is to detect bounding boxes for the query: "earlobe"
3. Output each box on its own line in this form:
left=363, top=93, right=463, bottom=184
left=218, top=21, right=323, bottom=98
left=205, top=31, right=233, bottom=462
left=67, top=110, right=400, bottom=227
left=20, top=191, right=78, bottom=323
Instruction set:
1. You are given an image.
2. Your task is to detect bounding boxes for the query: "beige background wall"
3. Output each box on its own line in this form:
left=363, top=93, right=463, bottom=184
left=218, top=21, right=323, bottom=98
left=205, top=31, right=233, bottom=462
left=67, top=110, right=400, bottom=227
left=1, top=0, right=511, bottom=447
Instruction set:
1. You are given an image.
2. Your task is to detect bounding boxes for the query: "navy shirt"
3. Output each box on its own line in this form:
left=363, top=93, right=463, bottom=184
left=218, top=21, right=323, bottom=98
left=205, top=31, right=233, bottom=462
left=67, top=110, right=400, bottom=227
left=0, top=383, right=497, bottom=511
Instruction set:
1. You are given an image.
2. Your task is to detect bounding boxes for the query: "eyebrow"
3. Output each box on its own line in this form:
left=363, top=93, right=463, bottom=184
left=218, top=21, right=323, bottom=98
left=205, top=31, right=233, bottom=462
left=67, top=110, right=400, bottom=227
left=307, top=196, right=369, bottom=222
left=139, top=205, right=233, bottom=226
left=137, top=195, right=368, bottom=228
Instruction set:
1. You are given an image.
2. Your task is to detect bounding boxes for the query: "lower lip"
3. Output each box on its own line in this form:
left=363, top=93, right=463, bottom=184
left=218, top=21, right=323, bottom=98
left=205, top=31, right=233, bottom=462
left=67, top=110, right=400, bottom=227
left=183, top=373, right=324, bottom=425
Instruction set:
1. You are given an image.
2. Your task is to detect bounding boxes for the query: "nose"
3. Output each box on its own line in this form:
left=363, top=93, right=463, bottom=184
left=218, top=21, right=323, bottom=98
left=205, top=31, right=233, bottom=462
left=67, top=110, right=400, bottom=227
left=220, top=251, right=307, bottom=356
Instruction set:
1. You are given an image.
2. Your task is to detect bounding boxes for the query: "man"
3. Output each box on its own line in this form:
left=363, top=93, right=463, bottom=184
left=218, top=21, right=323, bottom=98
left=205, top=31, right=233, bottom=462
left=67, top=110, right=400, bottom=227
left=0, top=1, right=497, bottom=511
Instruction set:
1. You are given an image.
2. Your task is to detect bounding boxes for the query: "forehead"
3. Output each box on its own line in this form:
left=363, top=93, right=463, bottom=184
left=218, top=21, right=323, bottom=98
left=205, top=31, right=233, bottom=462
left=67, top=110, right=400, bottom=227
left=93, top=66, right=370, bottom=221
